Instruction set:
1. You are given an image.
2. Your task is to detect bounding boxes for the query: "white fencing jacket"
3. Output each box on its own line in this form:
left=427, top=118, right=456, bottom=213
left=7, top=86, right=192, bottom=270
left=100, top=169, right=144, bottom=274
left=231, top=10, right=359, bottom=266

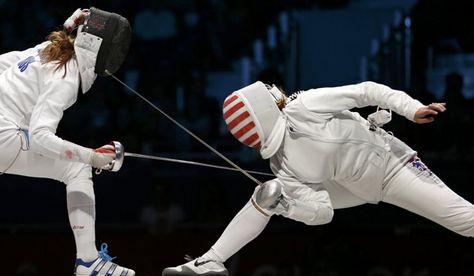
left=271, top=82, right=424, bottom=207
left=0, top=42, right=81, bottom=160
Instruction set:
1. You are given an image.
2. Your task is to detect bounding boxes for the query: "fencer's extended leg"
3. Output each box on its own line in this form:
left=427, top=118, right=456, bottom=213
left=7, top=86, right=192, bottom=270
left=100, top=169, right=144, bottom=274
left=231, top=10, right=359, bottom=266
left=382, top=157, right=474, bottom=237
left=256, top=179, right=334, bottom=226
left=162, top=200, right=270, bottom=276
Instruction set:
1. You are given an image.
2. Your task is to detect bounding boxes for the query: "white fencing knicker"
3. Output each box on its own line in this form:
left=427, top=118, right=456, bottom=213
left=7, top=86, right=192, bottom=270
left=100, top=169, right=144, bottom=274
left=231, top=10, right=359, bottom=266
left=381, top=154, right=474, bottom=237
left=0, top=115, right=29, bottom=175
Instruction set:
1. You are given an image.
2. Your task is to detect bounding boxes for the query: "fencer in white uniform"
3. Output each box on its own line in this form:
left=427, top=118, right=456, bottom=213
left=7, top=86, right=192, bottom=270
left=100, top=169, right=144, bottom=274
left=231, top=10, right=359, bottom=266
left=0, top=8, right=135, bottom=276
left=163, top=81, right=474, bottom=276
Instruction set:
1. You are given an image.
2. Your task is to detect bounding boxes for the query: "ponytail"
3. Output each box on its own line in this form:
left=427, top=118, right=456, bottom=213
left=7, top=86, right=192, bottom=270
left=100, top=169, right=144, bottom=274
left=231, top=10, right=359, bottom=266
left=40, top=31, right=75, bottom=77
left=40, top=13, right=86, bottom=77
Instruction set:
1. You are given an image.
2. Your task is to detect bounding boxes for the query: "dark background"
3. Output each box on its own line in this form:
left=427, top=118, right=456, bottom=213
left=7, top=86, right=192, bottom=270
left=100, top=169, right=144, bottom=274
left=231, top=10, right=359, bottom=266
left=1, top=0, right=473, bottom=275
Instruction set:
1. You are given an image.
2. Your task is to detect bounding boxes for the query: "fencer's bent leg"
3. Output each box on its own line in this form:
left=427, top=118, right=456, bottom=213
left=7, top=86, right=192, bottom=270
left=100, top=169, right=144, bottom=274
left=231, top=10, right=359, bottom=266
left=382, top=157, right=474, bottom=237
left=254, top=179, right=333, bottom=226
left=64, top=164, right=98, bottom=261
left=4, top=134, right=98, bottom=260
left=202, top=200, right=270, bottom=262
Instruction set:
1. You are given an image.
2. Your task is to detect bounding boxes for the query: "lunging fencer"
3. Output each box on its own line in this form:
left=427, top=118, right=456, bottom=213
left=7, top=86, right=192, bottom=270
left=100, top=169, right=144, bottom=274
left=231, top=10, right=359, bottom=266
left=0, top=8, right=135, bottom=276
left=163, top=81, right=474, bottom=275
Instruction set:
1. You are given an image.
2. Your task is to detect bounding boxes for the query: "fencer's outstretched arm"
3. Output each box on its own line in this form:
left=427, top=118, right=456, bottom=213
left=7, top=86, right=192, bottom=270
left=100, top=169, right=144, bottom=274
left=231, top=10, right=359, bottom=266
left=28, top=59, right=114, bottom=168
left=283, top=187, right=334, bottom=226
left=301, top=81, right=425, bottom=122
left=255, top=179, right=334, bottom=226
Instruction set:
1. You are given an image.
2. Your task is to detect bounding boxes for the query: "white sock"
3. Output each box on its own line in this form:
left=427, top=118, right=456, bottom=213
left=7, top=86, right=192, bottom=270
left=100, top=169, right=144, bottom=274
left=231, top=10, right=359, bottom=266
left=67, top=179, right=98, bottom=262
left=202, top=200, right=270, bottom=262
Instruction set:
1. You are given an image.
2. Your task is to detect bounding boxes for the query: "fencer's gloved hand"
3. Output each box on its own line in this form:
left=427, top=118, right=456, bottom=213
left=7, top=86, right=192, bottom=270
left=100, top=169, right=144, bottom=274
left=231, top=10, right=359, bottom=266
left=63, top=8, right=89, bottom=32
left=91, top=144, right=116, bottom=169
left=59, top=140, right=117, bottom=169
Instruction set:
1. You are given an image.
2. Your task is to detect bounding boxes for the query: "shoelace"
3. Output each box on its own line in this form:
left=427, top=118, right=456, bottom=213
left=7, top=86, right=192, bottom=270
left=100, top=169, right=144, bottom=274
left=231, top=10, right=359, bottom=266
left=98, top=243, right=117, bottom=262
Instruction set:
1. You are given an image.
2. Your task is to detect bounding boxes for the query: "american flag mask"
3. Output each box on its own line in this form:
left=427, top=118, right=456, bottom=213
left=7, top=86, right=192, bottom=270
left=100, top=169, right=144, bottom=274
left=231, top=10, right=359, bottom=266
left=223, top=82, right=282, bottom=149
left=223, top=92, right=262, bottom=148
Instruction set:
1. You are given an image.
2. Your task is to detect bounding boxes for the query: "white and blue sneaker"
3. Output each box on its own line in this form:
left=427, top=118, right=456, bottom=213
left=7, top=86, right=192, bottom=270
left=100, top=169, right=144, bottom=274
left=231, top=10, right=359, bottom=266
left=74, top=243, right=135, bottom=276
left=162, top=255, right=228, bottom=276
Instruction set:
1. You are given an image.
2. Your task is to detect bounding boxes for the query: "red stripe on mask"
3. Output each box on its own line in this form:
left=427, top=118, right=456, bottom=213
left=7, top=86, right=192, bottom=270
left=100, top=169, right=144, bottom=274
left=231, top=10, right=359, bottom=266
left=223, top=94, right=239, bottom=107
left=224, top=101, right=245, bottom=120
left=243, top=133, right=260, bottom=146
left=234, top=121, right=256, bottom=139
left=227, top=111, right=250, bottom=130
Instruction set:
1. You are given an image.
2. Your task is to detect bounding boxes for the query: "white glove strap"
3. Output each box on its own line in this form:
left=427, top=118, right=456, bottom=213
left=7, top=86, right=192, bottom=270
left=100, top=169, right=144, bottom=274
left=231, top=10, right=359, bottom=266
left=59, top=140, right=93, bottom=164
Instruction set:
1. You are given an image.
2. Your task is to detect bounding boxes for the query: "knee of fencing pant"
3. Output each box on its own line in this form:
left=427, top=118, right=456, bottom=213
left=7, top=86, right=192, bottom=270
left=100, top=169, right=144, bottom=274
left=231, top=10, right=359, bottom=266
left=458, top=226, right=474, bottom=238
left=61, top=162, right=93, bottom=185
left=450, top=206, right=474, bottom=238
left=65, top=164, right=95, bottom=204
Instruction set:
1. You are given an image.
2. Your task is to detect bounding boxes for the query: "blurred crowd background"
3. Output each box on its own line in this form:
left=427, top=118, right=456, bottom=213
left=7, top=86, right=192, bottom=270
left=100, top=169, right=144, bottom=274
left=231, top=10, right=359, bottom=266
left=1, top=0, right=473, bottom=275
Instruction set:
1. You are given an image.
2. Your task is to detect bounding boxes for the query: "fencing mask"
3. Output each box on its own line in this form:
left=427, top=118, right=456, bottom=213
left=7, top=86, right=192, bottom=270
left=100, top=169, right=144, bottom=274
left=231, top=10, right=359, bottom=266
left=223, top=81, right=286, bottom=159
left=73, top=7, right=131, bottom=93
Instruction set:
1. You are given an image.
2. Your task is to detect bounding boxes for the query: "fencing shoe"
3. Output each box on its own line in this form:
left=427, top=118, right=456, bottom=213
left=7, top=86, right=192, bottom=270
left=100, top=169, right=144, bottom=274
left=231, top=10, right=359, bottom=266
left=162, top=255, right=229, bottom=276
left=74, top=243, right=135, bottom=276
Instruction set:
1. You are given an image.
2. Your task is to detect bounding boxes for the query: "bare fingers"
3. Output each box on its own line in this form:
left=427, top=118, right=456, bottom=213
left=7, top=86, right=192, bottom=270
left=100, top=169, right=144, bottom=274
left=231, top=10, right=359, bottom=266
left=428, top=102, right=447, bottom=113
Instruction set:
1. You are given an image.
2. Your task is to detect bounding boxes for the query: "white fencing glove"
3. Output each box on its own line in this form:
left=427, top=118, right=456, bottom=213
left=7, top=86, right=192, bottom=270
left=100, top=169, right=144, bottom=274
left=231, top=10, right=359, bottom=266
left=63, top=8, right=90, bottom=32
left=91, top=144, right=116, bottom=169
left=60, top=140, right=116, bottom=169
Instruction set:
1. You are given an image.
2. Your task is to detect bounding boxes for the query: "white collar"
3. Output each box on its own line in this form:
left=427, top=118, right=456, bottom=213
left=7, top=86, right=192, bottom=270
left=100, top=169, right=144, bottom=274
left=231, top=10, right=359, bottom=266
left=260, top=114, right=286, bottom=159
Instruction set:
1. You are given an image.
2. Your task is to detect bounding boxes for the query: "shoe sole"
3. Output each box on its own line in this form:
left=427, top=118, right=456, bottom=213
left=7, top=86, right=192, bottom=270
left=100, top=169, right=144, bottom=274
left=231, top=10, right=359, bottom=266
left=75, top=269, right=135, bottom=276
left=162, top=267, right=228, bottom=276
